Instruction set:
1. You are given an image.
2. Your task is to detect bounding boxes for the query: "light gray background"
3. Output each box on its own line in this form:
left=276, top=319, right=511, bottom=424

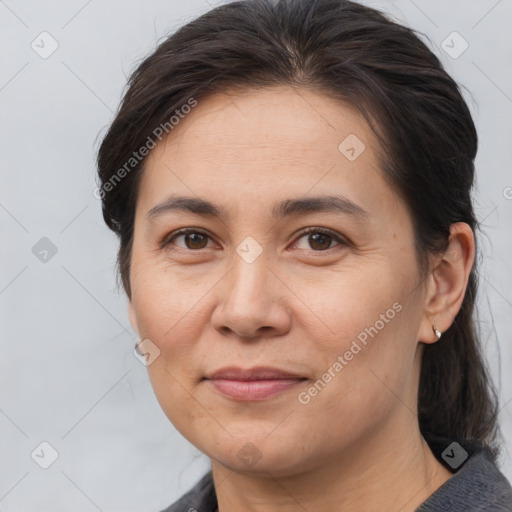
left=1, top=0, right=511, bottom=510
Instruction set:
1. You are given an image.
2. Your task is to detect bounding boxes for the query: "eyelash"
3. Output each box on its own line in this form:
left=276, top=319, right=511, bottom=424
left=161, top=227, right=348, bottom=252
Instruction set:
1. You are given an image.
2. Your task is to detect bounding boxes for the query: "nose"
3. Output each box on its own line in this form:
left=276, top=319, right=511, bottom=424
left=211, top=253, right=291, bottom=339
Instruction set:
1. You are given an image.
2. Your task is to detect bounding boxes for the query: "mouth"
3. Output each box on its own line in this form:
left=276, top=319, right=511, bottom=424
left=203, top=366, right=308, bottom=401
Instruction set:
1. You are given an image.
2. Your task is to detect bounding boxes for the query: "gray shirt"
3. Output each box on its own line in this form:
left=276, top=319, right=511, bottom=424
left=160, top=438, right=512, bottom=511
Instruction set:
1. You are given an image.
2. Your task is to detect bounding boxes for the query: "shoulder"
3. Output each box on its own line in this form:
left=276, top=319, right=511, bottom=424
left=158, top=471, right=217, bottom=512
left=417, top=435, right=512, bottom=512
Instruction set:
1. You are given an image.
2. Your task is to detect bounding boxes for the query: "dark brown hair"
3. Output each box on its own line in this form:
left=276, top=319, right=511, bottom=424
left=96, top=0, right=501, bottom=458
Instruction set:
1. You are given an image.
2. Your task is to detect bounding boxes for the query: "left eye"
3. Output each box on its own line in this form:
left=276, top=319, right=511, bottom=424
left=292, top=229, right=346, bottom=251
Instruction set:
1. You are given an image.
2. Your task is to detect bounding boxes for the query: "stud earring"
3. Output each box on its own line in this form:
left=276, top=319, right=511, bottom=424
left=432, top=325, right=442, bottom=340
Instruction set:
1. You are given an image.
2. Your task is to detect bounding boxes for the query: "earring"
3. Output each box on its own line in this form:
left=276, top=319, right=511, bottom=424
left=432, top=325, right=442, bottom=340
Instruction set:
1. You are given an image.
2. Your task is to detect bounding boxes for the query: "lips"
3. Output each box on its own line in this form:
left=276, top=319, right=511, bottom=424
left=204, top=366, right=307, bottom=400
left=206, top=366, right=305, bottom=381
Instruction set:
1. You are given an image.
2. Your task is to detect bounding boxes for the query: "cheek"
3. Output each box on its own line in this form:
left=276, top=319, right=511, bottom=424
left=130, top=247, right=416, bottom=366
left=130, top=258, right=213, bottom=345
left=145, top=364, right=215, bottom=452
left=130, top=265, right=209, bottom=427
left=287, top=262, right=406, bottom=346
left=290, top=263, right=419, bottom=410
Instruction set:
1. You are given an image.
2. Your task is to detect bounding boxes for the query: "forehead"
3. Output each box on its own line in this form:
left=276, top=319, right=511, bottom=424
left=152, top=86, right=375, bottom=159
left=136, top=85, right=397, bottom=221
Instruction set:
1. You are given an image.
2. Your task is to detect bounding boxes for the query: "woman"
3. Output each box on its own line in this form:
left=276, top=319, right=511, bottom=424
left=96, top=0, right=512, bottom=510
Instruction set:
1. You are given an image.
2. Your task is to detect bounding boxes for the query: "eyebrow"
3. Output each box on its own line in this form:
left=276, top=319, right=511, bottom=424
left=146, top=194, right=369, bottom=222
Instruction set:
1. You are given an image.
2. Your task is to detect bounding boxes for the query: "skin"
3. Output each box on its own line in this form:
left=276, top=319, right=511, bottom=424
left=127, top=85, right=475, bottom=512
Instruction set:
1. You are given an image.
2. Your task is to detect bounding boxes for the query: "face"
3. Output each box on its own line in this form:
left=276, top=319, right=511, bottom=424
left=128, top=86, right=431, bottom=476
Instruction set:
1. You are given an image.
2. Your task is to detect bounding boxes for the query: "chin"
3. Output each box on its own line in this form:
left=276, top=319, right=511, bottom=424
left=202, top=432, right=320, bottom=478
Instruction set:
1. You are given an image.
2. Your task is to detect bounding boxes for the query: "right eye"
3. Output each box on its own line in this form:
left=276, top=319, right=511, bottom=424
left=163, top=229, right=215, bottom=250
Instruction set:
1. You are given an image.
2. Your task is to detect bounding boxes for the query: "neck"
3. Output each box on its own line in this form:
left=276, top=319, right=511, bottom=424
left=211, top=415, right=453, bottom=512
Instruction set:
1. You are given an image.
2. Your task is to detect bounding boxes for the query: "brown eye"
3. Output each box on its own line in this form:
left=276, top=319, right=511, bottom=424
left=164, top=229, right=213, bottom=250
left=182, top=232, right=209, bottom=249
left=310, top=232, right=332, bottom=250
left=293, top=228, right=346, bottom=251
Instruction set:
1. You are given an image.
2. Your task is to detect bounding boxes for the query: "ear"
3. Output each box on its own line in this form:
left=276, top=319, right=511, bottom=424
left=128, top=301, right=140, bottom=336
left=417, top=222, right=475, bottom=343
